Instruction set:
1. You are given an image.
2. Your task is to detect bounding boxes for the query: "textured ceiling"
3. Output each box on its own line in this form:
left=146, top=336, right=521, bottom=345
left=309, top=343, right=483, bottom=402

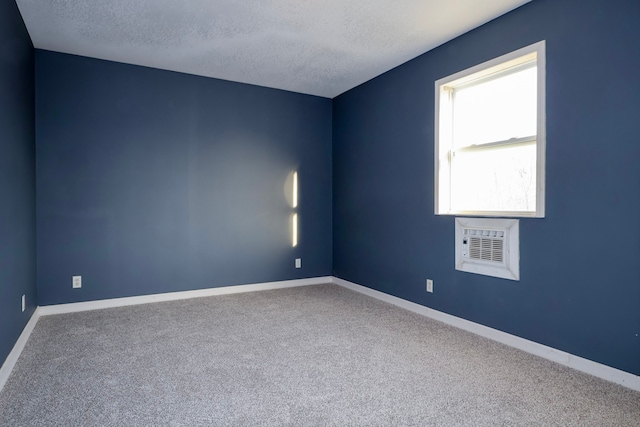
left=16, top=0, right=531, bottom=98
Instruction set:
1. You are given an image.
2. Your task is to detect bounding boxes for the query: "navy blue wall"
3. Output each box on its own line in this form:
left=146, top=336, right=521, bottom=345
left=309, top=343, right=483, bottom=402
left=333, top=0, right=640, bottom=375
left=0, top=1, right=36, bottom=365
left=36, top=51, right=332, bottom=305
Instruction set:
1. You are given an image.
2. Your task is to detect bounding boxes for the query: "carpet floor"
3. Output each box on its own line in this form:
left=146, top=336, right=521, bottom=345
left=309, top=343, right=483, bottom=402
left=0, top=284, right=638, bottom=426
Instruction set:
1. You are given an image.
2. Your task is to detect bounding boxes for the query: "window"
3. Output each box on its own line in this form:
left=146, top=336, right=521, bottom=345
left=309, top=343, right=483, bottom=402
left=435, top=41, right=545, bottom=217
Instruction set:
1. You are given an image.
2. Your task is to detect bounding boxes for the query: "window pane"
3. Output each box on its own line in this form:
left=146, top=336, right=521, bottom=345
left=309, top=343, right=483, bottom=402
left=453, top=67, right=537, bottom=147
left=451, top=143, right=536, bottom=212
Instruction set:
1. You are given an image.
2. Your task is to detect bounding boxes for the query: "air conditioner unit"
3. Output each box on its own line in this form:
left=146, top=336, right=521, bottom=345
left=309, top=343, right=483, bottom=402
left=455, top=217, right=519, bottom=281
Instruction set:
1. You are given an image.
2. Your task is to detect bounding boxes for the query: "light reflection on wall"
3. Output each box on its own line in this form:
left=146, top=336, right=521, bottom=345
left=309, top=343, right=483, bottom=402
left=292, top=171, right=298, bottom=208
left=293, top=171, right=298, bottom=247
left=285, top=170, right=299, bottom=247
left=292, top=213, right=298, bottom=247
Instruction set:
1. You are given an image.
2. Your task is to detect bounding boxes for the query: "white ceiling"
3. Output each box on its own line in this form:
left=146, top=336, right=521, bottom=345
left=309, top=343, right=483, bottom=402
left=16, top=0, right=531, bottom=98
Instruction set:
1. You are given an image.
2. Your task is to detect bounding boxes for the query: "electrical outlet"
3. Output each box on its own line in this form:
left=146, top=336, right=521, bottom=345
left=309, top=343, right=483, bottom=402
left=72, top=275, right=82, bottom=289
left=426, top=279, right=434, bottom=293
left=295, top=258, right=301, bottom=269
left=21, top=295, right=25, bottom=312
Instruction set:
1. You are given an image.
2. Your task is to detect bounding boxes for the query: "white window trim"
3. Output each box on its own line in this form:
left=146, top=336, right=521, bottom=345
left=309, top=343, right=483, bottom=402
left=434, top=41, right=546, bottom=218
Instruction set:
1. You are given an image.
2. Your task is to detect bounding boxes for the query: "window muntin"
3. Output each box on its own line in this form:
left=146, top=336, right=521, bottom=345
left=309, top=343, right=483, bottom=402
left=435, top=41, right=545, bottom=217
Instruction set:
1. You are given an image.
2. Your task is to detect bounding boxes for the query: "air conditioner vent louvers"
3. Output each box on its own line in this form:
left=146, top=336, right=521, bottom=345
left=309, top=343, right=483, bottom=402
left=463, top=228, right=505, bottom=264
left=492, top=239, right=504, bottom=262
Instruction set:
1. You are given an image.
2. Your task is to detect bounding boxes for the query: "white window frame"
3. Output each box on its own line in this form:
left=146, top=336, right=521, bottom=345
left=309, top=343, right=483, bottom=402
left=435, top=41, right=546, bottom=218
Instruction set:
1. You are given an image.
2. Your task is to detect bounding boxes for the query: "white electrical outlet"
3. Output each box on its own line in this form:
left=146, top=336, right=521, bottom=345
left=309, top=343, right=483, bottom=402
left=426, top=279, right=434, bottom=293
left=295, top=258, right=301, bottom=269
left=21, top=295, right=25, bottom=312
left=72, top=275, right=82, bottom=289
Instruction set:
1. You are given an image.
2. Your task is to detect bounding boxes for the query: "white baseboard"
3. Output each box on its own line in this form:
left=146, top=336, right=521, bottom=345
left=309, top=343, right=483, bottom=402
left=0, top=276, right=331, bottom=394
left=3, top=276, right=638, bottom=396
left=39, top=276, right=332, bottom=316
left=331, top=276, right=640, bottom=392
left=0, top=307, right=42, bottom=393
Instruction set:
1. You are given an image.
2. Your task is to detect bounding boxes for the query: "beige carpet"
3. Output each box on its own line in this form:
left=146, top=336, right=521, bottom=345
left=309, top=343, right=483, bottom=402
left=1, top=284, right=638, bottom=426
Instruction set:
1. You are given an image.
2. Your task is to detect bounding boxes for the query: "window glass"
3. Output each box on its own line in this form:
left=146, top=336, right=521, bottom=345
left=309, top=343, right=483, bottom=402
left=452, top=66, right=537, bottom=148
